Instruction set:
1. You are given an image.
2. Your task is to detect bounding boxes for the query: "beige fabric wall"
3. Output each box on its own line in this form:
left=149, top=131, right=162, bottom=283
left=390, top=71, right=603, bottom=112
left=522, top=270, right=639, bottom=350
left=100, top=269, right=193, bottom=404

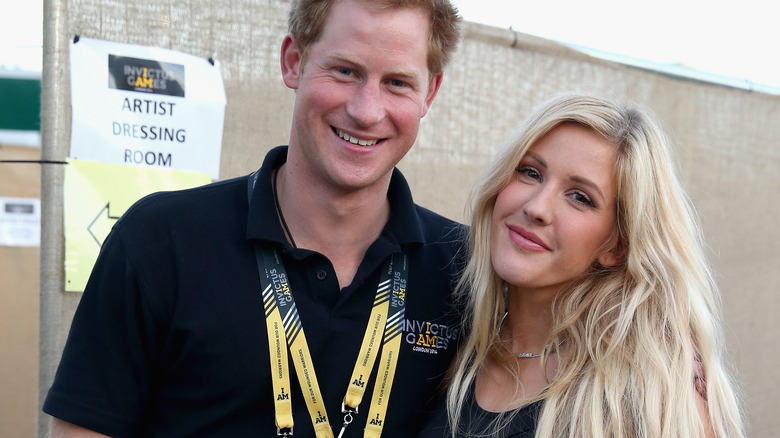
left=0, top=145, right=41, bottom=438
left=35, top=0, right=778, bottom=436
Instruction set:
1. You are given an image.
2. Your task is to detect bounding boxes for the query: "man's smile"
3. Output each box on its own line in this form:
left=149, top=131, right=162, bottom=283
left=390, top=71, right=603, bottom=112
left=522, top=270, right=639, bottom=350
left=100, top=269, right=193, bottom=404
left=334, top=127, right=380, bottom=146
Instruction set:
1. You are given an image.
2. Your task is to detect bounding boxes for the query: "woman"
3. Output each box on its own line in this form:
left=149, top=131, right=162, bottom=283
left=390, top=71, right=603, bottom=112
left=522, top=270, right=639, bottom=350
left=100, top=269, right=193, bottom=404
left=422, top=93, right=744, bottom=437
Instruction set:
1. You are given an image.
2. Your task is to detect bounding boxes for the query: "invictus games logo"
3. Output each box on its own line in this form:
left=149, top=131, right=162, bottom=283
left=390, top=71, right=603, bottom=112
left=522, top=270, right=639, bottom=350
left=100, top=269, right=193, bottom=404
left=404, top=319, right=457, bottom=355
left=108, top=55, right=185, bottom=97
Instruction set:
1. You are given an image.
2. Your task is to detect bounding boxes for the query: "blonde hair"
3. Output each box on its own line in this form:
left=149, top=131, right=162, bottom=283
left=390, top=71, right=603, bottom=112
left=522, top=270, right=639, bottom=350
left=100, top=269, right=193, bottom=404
left=288, top=0, right=461, bottom=76
left=448, top=92, right=744, bottom=437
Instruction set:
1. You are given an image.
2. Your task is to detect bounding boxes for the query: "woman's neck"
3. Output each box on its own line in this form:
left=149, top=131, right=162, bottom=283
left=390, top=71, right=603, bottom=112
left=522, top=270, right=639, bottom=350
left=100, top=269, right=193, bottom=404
left=503, top=286, right=556, bottom=355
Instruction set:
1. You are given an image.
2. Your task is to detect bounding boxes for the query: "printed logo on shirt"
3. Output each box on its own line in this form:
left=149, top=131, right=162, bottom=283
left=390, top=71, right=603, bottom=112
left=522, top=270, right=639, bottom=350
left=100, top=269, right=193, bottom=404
left=404, top=319, right=457, bottom=355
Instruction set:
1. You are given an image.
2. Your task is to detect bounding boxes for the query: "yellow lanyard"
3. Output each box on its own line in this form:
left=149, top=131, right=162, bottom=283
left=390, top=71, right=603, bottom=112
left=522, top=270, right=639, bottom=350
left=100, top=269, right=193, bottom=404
left=255, top=245, right=408, bottom=438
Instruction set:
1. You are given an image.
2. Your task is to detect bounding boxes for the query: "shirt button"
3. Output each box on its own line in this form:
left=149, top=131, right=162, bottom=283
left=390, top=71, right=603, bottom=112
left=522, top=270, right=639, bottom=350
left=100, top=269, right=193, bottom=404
left=316, top=270, right=327, bottom=281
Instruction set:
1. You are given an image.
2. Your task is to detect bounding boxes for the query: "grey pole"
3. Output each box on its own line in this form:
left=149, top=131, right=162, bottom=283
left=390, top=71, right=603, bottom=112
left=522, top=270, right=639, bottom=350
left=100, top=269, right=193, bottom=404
left=38, top=0, right=80, bottom=436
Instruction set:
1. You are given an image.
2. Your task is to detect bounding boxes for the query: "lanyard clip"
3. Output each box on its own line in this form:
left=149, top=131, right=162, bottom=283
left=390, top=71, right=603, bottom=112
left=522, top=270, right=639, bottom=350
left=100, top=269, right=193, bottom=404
left=341, top=402, right=359, bottom=415
left=338, top=403, right=358, bottom=438
left=277, top=427, right=293, bottom=436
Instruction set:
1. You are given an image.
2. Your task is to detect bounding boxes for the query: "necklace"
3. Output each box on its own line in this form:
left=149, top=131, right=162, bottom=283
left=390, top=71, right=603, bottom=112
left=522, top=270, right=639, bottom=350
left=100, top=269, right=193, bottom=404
left=497, top=311, right=564, bottom=358
left=272, top=168, right=297, bottom=248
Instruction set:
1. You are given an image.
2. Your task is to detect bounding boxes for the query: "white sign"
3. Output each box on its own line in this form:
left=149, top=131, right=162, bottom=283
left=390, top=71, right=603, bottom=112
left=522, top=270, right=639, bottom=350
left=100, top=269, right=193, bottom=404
left=0, top=197, right=40, bottom=247
left=69, top=37, right=226, bottom=180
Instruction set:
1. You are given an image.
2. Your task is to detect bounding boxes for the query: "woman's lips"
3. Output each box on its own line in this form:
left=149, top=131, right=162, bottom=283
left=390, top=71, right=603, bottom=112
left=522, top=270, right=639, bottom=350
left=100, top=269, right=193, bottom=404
left=507, top=224, right=551, bottom=252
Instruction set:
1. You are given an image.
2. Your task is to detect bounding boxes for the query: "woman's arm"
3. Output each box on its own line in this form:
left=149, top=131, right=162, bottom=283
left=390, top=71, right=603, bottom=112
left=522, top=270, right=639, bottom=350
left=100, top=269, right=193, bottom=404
left=695, top=392, right=715, bottom=438
left=693, top=360, right=714, bottom=438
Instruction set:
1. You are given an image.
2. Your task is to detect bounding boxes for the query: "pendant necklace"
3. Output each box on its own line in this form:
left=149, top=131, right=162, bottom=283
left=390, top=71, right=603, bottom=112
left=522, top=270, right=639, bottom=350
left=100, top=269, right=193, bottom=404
left=497, top=311, right=565, bottom=358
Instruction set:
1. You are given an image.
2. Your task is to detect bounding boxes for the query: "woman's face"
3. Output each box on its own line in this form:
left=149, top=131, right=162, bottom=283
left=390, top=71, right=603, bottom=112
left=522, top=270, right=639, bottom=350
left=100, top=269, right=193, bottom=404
left=490, top=122, right=621, bottom=296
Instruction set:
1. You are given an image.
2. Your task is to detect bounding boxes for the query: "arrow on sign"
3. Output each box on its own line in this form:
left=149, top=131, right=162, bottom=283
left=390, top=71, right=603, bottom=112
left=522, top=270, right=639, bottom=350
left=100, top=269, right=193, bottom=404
left=87, top=202, right=121, bottom=247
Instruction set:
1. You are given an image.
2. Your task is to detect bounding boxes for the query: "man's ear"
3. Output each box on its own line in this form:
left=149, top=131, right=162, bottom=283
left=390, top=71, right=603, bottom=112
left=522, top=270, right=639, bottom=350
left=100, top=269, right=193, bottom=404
left=420, top=72, right=443, bottom=118
left=281, top=33, right=302, bottom=90
left=597, top=243, right=626, bottom=267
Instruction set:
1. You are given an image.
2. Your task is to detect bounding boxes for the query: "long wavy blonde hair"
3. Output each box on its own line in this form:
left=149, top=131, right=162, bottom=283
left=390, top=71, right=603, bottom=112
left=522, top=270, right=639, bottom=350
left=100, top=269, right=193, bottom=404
left=447, top=92, right=744, bottom=437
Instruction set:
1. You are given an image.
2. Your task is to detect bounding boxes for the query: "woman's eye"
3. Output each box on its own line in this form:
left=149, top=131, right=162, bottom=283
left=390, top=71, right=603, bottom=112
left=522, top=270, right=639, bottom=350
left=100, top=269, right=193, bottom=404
left=517, top=166, right=541, bottom=181
left=570, top=191, right=596, bottom=207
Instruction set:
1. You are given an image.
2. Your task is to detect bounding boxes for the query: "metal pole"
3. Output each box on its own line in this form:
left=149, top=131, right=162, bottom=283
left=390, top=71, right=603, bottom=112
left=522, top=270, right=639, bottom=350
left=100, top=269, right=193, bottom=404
left=38, top=0, right=78, bottom=436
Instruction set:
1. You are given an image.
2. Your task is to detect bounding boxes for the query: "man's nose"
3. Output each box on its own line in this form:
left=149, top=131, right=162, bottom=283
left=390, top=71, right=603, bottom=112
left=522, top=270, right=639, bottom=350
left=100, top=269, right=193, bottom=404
left=346, top=82, right=384, bottom=127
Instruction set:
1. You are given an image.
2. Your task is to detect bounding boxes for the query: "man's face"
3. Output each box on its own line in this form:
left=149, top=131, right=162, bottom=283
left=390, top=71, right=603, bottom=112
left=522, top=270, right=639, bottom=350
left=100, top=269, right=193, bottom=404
left=281, top=0, right=442, bottom=193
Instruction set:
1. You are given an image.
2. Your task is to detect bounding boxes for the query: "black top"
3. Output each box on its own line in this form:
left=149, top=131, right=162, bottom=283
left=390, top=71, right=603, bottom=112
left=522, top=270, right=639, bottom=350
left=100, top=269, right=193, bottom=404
left=44, top=146, right=466, bottom=437
left=418, top=386, right=542, bottom=438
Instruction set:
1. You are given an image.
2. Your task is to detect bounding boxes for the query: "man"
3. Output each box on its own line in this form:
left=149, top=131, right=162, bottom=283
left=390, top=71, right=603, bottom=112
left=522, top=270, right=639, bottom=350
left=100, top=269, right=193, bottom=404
left=43, top=0, right=463, bottom=436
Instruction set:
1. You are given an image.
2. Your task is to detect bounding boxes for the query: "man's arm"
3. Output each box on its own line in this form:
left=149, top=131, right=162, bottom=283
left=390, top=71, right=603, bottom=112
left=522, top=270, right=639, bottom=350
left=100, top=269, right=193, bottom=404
left=49, top=418, right=111, bottom=438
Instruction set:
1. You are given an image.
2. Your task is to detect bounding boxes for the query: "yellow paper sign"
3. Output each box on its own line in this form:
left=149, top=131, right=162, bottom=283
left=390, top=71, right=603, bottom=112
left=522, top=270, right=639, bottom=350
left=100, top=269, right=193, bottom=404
left=64, top=158, right=212, bottom=292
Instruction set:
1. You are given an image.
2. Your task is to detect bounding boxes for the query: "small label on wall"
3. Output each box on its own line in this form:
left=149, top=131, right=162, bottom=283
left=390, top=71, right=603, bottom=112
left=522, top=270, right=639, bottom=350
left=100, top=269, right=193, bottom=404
left=0, top=197, right=40, bottom=247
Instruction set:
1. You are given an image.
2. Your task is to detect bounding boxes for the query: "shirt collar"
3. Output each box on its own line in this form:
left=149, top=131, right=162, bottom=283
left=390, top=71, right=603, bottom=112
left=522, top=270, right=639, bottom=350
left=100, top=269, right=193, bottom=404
left=246, top=145, right=426, bottom=247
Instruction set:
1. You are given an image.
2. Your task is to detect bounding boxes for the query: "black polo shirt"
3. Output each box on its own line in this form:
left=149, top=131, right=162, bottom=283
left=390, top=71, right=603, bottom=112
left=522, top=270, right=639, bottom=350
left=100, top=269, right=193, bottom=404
left=44, top=146, right=465, bottom=437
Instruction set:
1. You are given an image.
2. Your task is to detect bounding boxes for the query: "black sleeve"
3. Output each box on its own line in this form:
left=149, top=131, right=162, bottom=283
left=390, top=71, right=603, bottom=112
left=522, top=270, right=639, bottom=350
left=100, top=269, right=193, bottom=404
left=42, top=227, right=162, bottom=438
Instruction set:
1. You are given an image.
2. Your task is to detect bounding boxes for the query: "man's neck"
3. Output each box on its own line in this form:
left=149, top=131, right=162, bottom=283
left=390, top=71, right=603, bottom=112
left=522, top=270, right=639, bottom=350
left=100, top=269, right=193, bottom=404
left=275, top=163, right=392, bottom=288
